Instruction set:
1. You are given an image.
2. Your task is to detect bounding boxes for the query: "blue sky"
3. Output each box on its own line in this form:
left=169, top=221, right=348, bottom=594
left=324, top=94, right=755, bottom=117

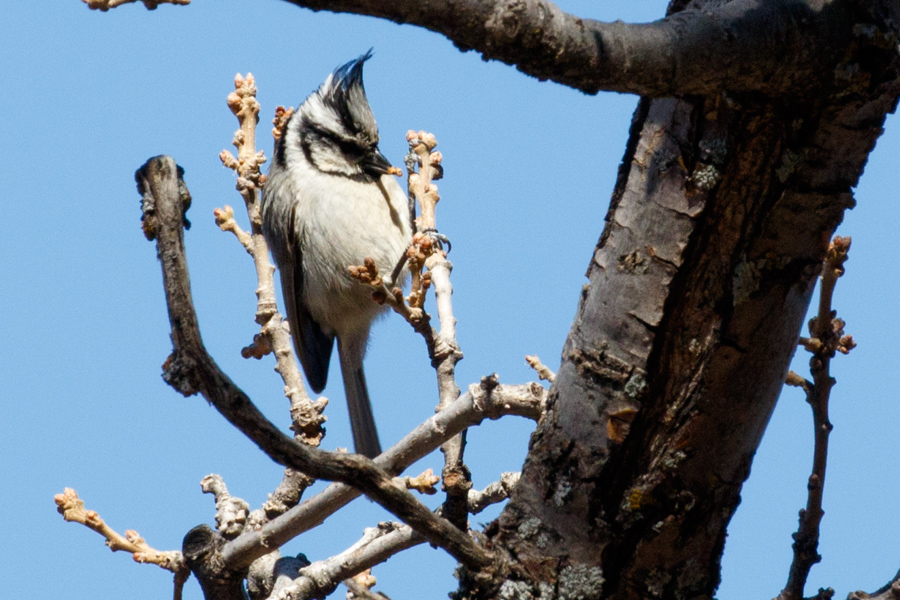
left=3, top=1, right=900, bottom=598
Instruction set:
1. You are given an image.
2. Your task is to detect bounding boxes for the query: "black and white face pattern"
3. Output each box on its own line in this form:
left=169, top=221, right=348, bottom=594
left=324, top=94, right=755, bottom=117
left=282, top=51, right=391, bottom=182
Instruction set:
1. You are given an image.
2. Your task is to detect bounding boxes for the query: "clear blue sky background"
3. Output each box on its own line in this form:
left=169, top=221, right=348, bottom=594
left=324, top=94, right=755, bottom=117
left=3, top=1, right=899, bottom=598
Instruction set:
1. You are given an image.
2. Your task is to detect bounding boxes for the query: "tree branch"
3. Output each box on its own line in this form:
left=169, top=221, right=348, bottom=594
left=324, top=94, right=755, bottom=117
left=278, top=0, right=864, bottom=97
left=778, top=237, right=854, bottom=600
left=486, top=2, right=900, bottom=588
left=344, top=575, right=389, bottom=600
left=467, top=472, right=521, bottom=515
left=83, top=0, right=188, bottom=9
left=182, top=525, right=247, bottom=600
left=272, top=473, right=519, bottom=598
left=200, top=474, right=251, bottom=540
left=217, top=73, right=326, bottom=451
left=406, top=131, right=473, bottom=532
left=269, top=467, right=524, bottom=600
left=217, top=77, right=323, bottom=535
left=847, top=569, right=900, bottom=600
left=136, top=155, right=494, bottom=576
left=54, top=488, right=190, bottom=599
left=270, top=523, right=422, bottom=600
left=263, top=474, right=520, bottom=600
left=221, top=378, right=544, bottom=568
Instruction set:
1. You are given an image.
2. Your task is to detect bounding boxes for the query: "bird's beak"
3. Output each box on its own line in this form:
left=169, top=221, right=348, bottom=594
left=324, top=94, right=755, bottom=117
left=362, top=148, right=402, bottom=177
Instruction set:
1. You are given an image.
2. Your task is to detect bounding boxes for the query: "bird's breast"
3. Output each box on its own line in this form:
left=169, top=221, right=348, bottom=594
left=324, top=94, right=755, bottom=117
left=297, top=173, right=411, bottom=334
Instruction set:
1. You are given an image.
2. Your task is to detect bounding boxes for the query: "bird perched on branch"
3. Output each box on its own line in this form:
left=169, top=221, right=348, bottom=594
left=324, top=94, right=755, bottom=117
left=262, top=51, right=412, bottom=458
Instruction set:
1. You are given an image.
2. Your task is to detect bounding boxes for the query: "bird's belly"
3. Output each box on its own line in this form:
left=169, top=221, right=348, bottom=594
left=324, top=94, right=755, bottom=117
left=299, top=180, right=409, bottom=335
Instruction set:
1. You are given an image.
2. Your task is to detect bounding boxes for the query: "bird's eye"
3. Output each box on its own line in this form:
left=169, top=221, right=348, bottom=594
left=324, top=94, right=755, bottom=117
left=336, top=138, right=366, bottom=161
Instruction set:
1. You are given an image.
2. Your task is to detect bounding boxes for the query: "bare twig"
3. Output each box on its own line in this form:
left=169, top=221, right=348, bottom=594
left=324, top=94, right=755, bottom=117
left=254, top=468, right=316, bottom=524
left=398, top=469, right=440, bottom=495
left=525, top=355, right=556, bottom=382
left=221, top=380, right=545, bottom=569
left=407, top=131, right=442, bottom=234
left=777, top=236, right=854, bottom=600
left=467, top=472, right=521, bottom=515
left=83, top=0, right=189, bottom=9
left=271, top=523, right=422, bottom=600
left=218, top=75, right=325, bottom=450
left=214, top=204, right=253, bottom=251
left=350, top=131, right=473, bottom=528
left=200, top=474, right=250, bottom=539
left=54, top=488, right=190, bottom=599
left=217, top=78, right=324, bottom=533
left=345, top=577, right=389, bottom=600
left=846, top=569, right=900, bottom=600
left=407, top=130, right=472, bottom=530
left=277, top=467, right=519, bottom=600
left=136, top=155, right=493, bottom=572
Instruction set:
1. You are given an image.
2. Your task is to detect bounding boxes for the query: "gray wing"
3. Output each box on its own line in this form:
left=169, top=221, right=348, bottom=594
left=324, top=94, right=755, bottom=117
left=262, top=167, right=335, bottom=394
left=279, top=244, right=335, bottom=394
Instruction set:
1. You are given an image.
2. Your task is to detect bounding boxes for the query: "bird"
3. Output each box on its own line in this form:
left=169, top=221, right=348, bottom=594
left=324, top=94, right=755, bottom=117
left=261, top=51, right=412, bottom=458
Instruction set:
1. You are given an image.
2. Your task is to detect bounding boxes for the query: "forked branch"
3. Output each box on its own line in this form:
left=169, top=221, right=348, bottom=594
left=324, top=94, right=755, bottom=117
left=135, top=155, right=494, bottom=576
left=221, top=379, right=544, bottom=569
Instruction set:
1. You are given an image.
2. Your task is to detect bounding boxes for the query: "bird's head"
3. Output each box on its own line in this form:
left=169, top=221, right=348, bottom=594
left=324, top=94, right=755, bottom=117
left=291, top=50, right=395, bottom=180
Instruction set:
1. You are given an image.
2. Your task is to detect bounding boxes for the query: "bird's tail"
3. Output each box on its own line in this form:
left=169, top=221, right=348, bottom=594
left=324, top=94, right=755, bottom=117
left=338, top=338, right=382, bottom=458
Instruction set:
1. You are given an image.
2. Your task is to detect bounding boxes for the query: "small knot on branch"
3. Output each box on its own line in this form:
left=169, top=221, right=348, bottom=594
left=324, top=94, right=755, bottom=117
left=241, top=333, right=272, bottom=359
left=162, top=352, right=201, bottom=397
left=400, top=469, right=441, bottom=495
left=289, top=397, right=328, bottom=447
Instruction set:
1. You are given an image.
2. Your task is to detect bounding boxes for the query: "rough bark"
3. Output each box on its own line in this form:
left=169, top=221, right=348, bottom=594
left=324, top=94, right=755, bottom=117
left=469, top=6, right=900, bottom=600
left=279, top=0, right=900, bottom=97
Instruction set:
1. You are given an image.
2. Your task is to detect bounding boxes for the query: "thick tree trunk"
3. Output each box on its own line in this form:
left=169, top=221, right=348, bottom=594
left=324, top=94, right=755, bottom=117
left=465, top=9, right=900, bottom=600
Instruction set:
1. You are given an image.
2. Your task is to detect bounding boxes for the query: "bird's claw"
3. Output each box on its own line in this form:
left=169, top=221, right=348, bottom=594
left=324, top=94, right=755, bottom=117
left=420, top=228, right=451, bottom=253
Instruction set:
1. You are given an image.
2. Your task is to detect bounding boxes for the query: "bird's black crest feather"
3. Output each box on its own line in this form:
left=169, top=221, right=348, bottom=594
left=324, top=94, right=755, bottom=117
left=323, top=49, right=378, bottom=142
left=332, top=48, right=373, bottom=92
